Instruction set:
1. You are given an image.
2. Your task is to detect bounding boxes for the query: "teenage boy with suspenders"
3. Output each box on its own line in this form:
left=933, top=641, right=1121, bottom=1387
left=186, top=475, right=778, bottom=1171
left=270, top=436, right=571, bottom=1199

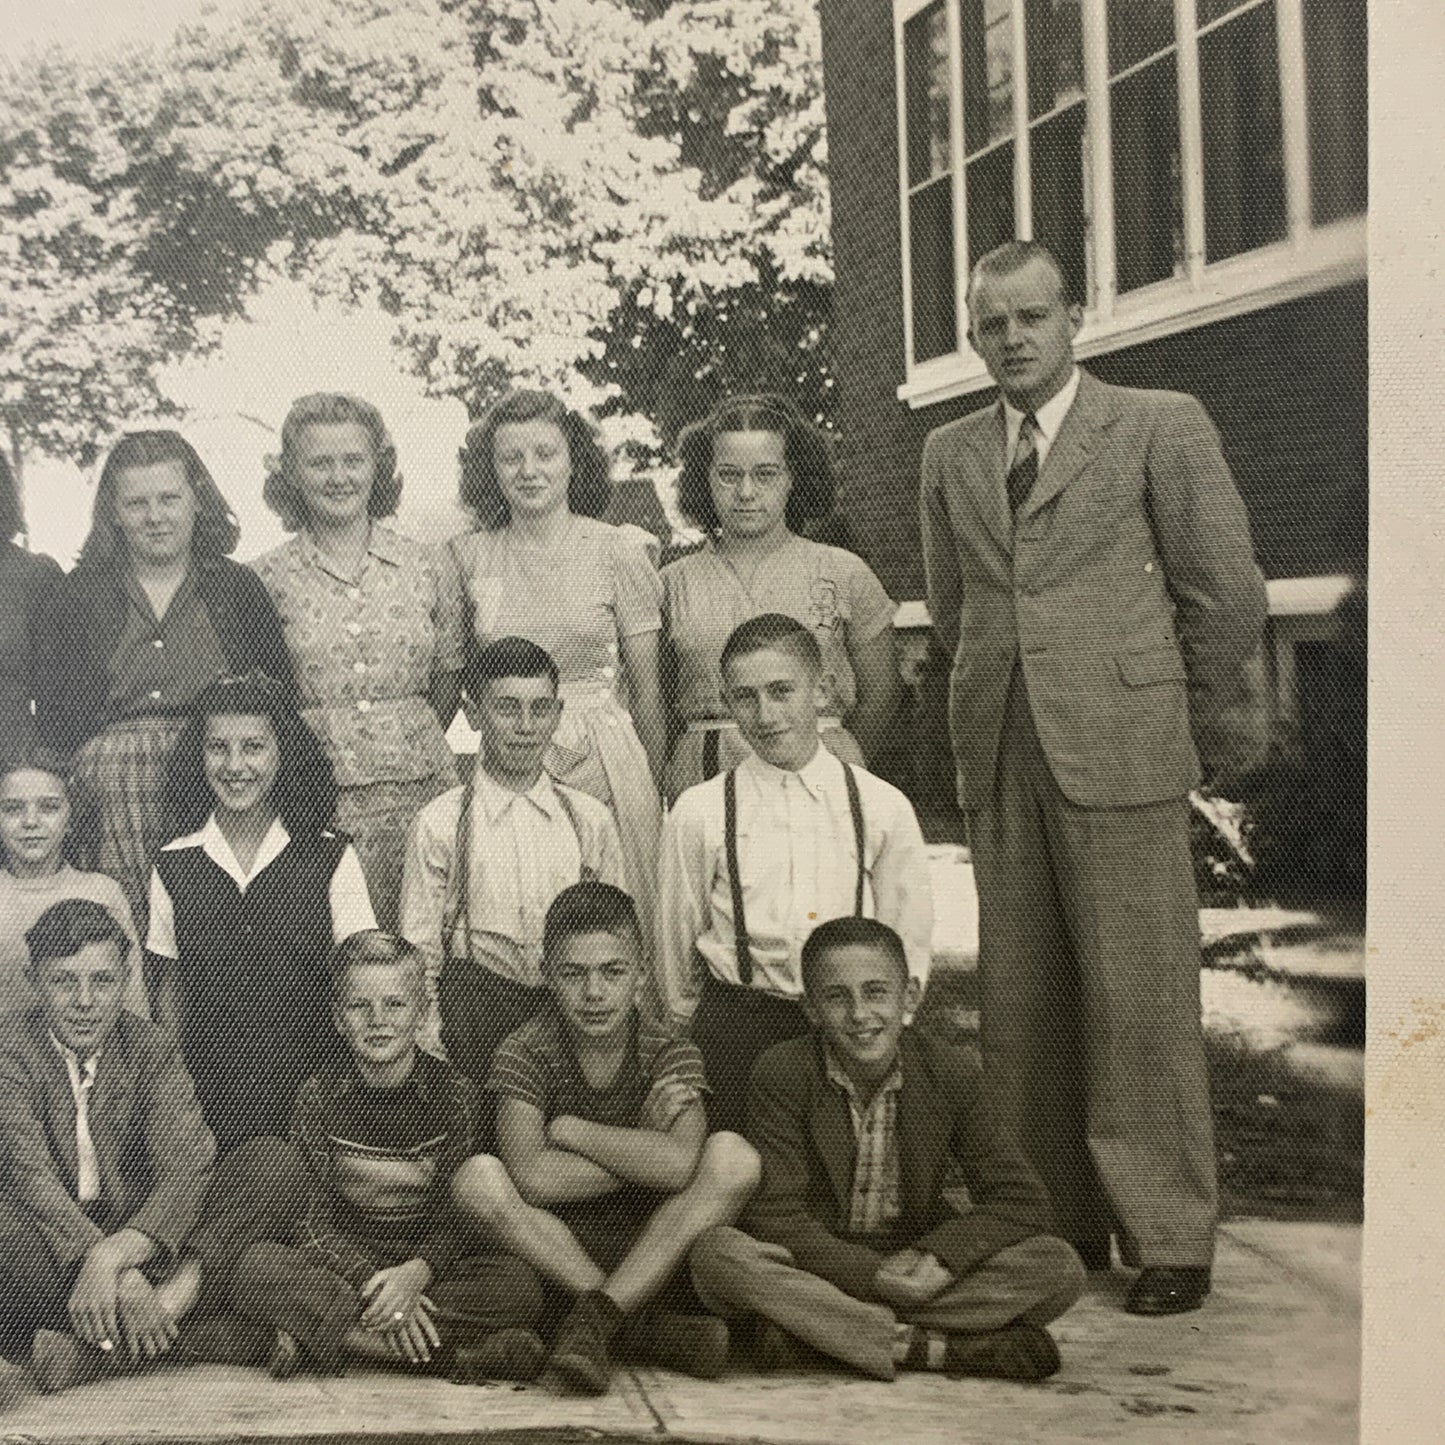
left=655, top=614, right=933, bottom=1131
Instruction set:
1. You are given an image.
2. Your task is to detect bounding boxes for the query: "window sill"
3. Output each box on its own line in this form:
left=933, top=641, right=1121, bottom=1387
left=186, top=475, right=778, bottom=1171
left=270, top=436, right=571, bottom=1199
left=896, top=217, right=1366, bottom=411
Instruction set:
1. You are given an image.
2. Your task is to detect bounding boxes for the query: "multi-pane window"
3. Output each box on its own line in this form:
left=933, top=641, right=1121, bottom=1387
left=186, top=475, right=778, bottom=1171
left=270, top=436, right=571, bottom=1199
left=895, top=0, right=1367, bottom=380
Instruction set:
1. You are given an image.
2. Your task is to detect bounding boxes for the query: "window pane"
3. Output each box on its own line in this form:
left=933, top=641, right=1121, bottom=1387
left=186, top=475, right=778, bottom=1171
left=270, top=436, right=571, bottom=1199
left=1031, top=103, right=1089, bottom=305
left=961, top=0, right=1015, bottom=155
left=1107, top=0, right=1175, bottom=75
left=1200, top=2, right=1286, bottom=262
left=1026, top=0, right=1084, bottom=119
left=1303, top=0, right=1367, bottom=225
left=965, top=142, right=1016, bottom=271
left=1111, top=57, right=1183, bottom=292
left=905, top=2, right=952, bottom=188
left=910, top=178, right=958, bottom=362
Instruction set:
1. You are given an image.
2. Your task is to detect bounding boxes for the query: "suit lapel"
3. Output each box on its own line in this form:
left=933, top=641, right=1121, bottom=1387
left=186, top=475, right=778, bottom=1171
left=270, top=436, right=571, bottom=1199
left=967, top=405, right=1014, bottom=557
left=1019, top=371, right=1119, bottom=522
left=897, top=1037, right=952, bottom=1218
left=810, top=1070, right=860, bottom=1220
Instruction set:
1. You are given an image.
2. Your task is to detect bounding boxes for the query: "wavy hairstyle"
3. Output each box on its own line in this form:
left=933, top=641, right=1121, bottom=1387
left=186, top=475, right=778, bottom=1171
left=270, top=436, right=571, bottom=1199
left=263, top=393, right=403, bottom=532
left=79, top=431, right=240, bottom=567
left=163, top=672, right=338, bottom=841
left=0, top=447, right=21, bottom=543
left=674, top=393, right=837, bottom=536
left=458, top=389, right=611, bottom=530
left=0, top=742, right=78, bottom=871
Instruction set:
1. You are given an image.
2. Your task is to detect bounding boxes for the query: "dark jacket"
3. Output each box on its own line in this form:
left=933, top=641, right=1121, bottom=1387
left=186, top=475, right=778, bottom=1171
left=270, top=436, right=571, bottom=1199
left=33, top=554, right=295, bottom=757
left=744, top=1029, right=1054, bottom=1303
left=0, top=1008, right=217, bottom=1271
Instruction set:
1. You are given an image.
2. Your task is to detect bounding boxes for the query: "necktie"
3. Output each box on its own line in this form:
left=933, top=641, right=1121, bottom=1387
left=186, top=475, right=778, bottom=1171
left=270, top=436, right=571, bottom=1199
left=1006, top=413, right=1040, bottom=516
left=74, top=1060, right=99, bottom=1203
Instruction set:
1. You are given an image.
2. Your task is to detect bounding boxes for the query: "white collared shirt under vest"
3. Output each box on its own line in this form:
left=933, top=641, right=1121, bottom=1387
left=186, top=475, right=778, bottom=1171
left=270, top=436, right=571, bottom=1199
left=655, top=745, right=933, bottom=1026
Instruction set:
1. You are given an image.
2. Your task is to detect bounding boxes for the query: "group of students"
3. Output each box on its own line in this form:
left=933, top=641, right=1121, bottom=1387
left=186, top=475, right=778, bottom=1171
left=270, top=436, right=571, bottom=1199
left=0, top=384, right=1090, bottom=1409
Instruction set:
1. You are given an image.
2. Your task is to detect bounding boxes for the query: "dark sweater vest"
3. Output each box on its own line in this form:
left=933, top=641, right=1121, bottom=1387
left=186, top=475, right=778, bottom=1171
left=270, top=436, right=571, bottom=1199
left=155, top=831, right=349, bottom=1152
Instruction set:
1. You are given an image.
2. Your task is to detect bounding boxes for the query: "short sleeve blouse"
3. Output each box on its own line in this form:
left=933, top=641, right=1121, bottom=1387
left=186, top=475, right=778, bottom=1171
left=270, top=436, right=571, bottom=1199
left=662, top=534, right=896, bottom=722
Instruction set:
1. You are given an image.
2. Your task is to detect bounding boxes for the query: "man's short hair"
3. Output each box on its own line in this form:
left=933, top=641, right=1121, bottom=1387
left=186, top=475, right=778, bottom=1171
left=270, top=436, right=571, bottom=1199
left=719, top=613, right=823, bottom=678
left=26, top=899, right=129, bottom=971
left=328, top=929, right=427, bottom=1001
left=800, top=916, right=909, bottom=995
left=966, top=240, right=1073, bottom=307
left=542, top=881, right=642, bottom=966
left=464, top=635, right=560, bottom=697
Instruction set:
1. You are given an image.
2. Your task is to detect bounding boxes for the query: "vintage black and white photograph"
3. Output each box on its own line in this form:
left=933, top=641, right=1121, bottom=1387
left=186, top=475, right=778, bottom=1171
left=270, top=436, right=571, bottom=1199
left=0, top=0, right=1377, bottom=1440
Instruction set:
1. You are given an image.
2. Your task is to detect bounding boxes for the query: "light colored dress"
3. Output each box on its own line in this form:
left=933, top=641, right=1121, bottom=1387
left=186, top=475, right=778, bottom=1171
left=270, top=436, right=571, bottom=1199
left=251, top=525, right=464, bottom=929
left=447, top=516, right=663, bottom=937
left=661, top=534, right=896, bottom=801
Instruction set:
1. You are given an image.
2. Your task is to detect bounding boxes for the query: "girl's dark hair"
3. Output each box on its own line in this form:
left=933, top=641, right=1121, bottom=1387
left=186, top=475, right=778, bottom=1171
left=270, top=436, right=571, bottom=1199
left=0, top=447, right=21, bottom=543
left=264, top=393, right=403, bottom=532
left=80, top=431, right=241, bottom=566
left=674, top=393, right=836, bottom=535
left=163, top=673, right=338, bottom=841
left=458, top=389, right=611, bottom=530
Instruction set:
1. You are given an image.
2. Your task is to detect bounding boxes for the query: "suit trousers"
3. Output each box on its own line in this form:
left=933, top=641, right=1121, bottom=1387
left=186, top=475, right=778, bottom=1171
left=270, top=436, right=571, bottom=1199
left=966, top=667, right=1216, bottom=1266
left=690, top=1225, right=1085, bottom=1380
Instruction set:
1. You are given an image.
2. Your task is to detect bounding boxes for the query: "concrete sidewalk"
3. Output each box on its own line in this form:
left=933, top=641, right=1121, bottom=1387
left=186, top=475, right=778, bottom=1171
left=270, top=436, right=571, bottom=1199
left=0, top=1220, right=1359, bottom=1445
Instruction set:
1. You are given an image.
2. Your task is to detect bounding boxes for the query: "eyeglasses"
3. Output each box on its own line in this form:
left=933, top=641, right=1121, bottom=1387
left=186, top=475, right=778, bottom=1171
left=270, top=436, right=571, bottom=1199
left=711, top=465, right=789, bottom=491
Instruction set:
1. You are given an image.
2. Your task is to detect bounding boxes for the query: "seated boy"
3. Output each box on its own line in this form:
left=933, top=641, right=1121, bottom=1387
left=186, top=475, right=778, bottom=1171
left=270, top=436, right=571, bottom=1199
left=0, top=900, right=306, bottom=1405
left=228, top=930, right=545, bottom=1381
left=400, top=637, right=624, bottom=1083
left=656, top=613, right=934, bottom=1131
left=451, top=881, right=760, bottom=1396
left=691, top=917, right=1085, bottom=1383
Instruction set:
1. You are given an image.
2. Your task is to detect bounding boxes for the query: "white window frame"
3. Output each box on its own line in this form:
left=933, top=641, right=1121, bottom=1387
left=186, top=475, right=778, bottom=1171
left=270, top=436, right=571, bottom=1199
left=893, top=0, right=1367, bottom=409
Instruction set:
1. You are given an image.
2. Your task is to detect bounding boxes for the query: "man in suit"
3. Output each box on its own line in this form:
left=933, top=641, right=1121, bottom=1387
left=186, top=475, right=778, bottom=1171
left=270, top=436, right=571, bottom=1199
left=920, top=241, right=1267, bottom=1316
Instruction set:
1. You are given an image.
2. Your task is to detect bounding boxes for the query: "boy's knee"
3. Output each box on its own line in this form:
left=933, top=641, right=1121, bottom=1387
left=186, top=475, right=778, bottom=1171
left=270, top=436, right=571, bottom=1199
left=451, top=1153, right=517, bottom=1217
left=1014, top=1235, right=1088, bottom=1312
left=697, top=1132, right=762, bottom=1198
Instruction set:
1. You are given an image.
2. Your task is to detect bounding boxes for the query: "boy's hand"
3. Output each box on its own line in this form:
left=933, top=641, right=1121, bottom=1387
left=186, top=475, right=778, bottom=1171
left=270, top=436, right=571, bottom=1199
left=68, top=1243, right=124, bottom=1352
left=640, top=1079, right=699, bottom=1134
left=360, top=1259, right=436, bottom=1340
left=115, top=1269, right=178, bottom=1362
left=874, top=1249, right=955, bottom=1308
left=382, top=1301, right=442, bottom=1367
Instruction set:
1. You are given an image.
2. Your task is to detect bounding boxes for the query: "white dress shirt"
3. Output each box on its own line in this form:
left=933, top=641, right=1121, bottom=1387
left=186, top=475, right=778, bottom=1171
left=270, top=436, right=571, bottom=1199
left=146, top=815, right=376, bottom=958
left=50, top=1033, right=101, bottom=1204
left=656, top=746, right=933, bottom=1025
left=1002, top=365, right=1081, bottom=471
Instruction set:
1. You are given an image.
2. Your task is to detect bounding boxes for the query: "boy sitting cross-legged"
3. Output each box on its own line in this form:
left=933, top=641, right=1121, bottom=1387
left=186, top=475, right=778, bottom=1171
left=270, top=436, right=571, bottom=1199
left=691, top=917, right=1086, bottom=1383
left=451, top=881, right=760, bottom=1395
left=228, top=930, right=546, bottom=1382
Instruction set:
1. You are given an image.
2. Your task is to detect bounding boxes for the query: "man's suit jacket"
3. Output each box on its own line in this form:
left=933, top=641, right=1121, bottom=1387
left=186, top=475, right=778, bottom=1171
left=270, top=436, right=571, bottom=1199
left=0, top=1008, right=216, bottom=1271
left=743, top=1029, right=1054, bottom=1304
left=920, top=371, right=1267, bottom=810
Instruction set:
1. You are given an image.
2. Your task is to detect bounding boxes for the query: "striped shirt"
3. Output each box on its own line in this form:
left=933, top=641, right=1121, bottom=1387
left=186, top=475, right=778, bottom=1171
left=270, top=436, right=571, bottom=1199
left=825, top=1048, right=904, bottom=1236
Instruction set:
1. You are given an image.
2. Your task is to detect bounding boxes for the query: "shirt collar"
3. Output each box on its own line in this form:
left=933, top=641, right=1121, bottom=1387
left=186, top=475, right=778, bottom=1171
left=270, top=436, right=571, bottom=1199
left=49, top=1030, right=101, bottom=1082
left=1002, top=366, right=1081, bottom=450
left=824, top=1045, right=903, bottom=1106
left=738, top=741, right=839, bottom=801
left=471, top=767, right=561, bottom=825
left=188, top=813, right=292, bottom=889
left=297, top=524, right=403, bottom=584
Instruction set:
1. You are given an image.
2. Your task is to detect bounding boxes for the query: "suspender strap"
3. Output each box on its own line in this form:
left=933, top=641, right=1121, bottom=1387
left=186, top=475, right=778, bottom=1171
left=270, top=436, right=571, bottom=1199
left=724, top=759, right=868, bottom=990
left=701, top=728, right=721, bottom=782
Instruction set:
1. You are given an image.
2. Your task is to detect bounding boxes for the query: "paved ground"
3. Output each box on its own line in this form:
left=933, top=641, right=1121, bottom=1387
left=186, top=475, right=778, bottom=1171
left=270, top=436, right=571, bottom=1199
left=0, top=1220, right=1359, bottom=1445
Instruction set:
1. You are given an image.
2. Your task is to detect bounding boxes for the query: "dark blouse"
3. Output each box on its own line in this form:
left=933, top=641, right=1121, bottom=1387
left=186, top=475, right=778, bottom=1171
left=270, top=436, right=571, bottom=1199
left=0, top=541, right=62, bottom=747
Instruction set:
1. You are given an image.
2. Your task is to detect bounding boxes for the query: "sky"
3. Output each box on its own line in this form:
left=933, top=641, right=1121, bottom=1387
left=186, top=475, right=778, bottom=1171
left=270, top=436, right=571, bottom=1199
left=0, top=0, right=249, bottom=56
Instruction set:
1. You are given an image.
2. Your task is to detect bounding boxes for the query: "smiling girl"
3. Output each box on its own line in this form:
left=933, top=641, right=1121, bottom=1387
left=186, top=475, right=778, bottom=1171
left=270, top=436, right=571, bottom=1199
left=145, top=674, right=375, bottom=1152
left=0, top=746, right=149, bottom=1020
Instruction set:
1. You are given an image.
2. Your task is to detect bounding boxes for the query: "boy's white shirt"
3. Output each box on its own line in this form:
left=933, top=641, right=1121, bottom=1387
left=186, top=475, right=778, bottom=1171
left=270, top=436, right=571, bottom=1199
left=146, top=814, right=376, bottom=958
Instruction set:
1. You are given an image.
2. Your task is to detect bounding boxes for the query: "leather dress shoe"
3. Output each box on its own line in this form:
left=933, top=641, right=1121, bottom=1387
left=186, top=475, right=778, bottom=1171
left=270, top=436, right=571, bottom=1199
left=1125, top=1267, right=1212, bottom=1316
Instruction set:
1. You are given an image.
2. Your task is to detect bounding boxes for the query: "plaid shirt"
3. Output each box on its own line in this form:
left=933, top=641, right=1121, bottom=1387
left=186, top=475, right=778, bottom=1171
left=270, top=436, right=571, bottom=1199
left=825, top=1048, right=904, bottom=1235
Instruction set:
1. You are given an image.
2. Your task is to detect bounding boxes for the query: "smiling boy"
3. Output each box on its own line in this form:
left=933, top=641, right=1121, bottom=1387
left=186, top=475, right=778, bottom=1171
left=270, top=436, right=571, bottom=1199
left=656, top=613, right=933, bottom=1130
left=451, top=882, right=759, bottom=1395
left=400, top=637, right=624, bottom=1083
left=691, top=917, right=1084, bottom=1382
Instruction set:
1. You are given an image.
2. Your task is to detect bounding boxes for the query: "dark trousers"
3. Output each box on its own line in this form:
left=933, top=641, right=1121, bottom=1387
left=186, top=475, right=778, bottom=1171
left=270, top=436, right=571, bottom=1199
left=691, top=972, right=809, bottom=1134
left=441, top=965, right=549, bottom=1088
left=968, top=669, right=1216, bottom=1266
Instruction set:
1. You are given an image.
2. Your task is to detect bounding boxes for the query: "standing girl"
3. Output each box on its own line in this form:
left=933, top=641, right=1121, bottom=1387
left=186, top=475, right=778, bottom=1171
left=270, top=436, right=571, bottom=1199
left=0, top=746, right=150, bottom=1020
left=146, top=674, right=375, bottom=1153
left=252, top=395, right=465, bottom=929
left=449, top=390, right=664, bottom=937
left=34, top=431, right=294, bottom=937
left=662, top=395, right=901, bottom=802
left=0, top=447, right=62, bottom=750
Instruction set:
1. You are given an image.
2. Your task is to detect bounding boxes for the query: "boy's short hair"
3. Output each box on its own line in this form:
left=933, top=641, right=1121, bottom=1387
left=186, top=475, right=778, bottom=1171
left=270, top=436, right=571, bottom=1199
left=328, top=929, right=427, bottom=1001
left=26, top=899, right=129, bottom=971
left=464, top=635, right=560, bottom=699
left=542, top=882, right=642, bottom=968
left=800, top=916, right=909, bottom=995
left=719, top=613, right=822, bottom=679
